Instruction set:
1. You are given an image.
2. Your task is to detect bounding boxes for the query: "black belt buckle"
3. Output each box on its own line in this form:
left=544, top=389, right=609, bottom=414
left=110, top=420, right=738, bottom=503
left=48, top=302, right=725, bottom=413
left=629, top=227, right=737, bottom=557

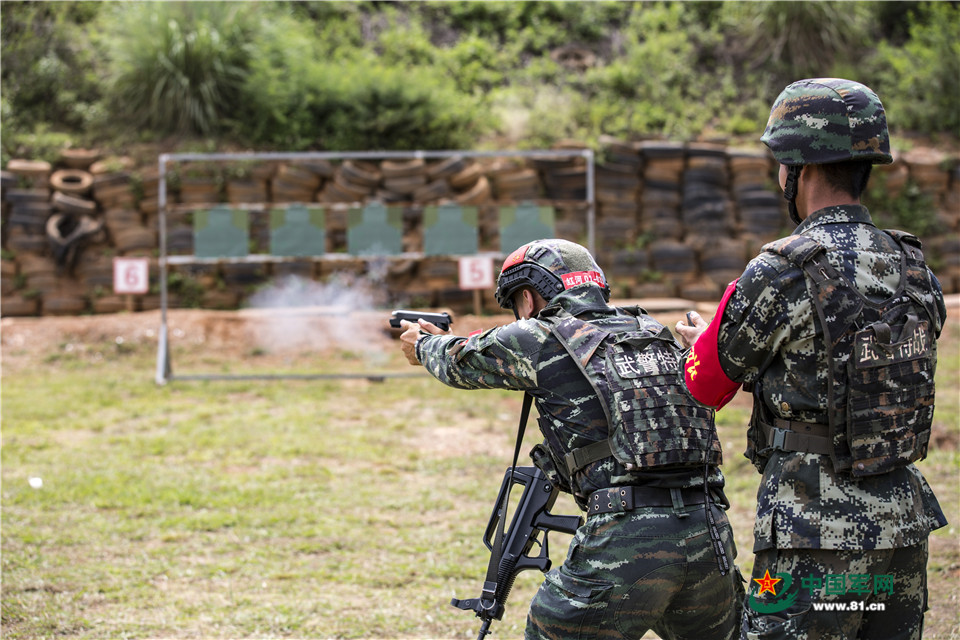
left=768, top=426, right=788, bottom=451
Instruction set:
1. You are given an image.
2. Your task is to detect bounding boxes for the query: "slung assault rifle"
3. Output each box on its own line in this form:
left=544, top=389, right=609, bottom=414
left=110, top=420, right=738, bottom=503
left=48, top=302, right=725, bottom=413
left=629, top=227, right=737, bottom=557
left=451, top=466, right=582, bottom=639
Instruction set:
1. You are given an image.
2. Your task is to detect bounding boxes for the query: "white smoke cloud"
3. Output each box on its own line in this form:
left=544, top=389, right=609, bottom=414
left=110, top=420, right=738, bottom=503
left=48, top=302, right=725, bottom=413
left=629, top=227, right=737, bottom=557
left=242, top=273, right=387, bottom=358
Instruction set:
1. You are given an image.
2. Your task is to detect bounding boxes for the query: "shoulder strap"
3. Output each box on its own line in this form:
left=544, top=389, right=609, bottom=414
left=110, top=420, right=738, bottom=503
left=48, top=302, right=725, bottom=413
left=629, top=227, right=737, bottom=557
left=548, top=313, right=613, bottom=425
left=884, top=229, right=924, bottom=261
left=763, top=233, right=850, bottom=467
left=884, top=229, right=941, bottom=331
left=546, top=313, right=618, bottom=476
left=764, top=234, right=842, bottom=303
left=762, top=234, right=826, bottom=267
left=512, top=393, right=534, bottom=471
left=549, top=314, right=610, bottom=369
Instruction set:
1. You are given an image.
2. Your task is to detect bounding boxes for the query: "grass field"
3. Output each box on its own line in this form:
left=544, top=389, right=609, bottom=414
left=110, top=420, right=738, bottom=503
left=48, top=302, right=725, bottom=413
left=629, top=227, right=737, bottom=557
left=1, top=306, right=958, bottom=639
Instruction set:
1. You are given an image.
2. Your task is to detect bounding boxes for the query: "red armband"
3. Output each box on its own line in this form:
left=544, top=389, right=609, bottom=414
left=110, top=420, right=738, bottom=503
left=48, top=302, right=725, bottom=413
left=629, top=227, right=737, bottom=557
left=684, top=279, right=742, bottom=410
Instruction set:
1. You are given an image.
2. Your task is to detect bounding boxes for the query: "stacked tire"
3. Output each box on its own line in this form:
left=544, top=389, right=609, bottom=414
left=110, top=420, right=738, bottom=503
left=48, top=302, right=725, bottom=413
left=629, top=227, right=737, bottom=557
left=638, top=141, right=685, bottom=243
left=729, top=149, right=784, bottom=254
left=682, top=143, right=734, bottom=243
left=594, top=137, right=642, bottom=272
left=2, top=161, right=53, bottom=316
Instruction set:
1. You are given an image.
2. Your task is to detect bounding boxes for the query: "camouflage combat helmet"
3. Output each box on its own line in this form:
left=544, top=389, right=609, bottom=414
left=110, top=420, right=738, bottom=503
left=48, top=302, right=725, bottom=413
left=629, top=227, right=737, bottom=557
left=495, top=239, right=610, bottom=310
left=761, top=77, right=893, bottom=166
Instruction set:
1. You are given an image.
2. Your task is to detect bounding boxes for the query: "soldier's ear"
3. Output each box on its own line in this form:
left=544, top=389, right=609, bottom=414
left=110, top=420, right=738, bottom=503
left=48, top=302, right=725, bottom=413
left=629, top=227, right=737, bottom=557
left=532, top=290, right=549, bottom=314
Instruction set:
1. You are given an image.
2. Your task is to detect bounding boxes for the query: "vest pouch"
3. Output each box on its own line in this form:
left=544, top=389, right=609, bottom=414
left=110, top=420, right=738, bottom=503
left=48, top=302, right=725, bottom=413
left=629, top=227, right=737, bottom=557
left=604, top=336, right=719, bottom=468
left=530, top=441, right=572, bottom=494
left=845, top=315, right=935, bottom=477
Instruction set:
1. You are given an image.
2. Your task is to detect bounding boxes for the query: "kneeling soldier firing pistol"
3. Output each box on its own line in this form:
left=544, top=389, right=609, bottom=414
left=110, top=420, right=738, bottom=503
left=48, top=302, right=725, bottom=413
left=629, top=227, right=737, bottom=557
left=399, top=239, right=743, bottom=639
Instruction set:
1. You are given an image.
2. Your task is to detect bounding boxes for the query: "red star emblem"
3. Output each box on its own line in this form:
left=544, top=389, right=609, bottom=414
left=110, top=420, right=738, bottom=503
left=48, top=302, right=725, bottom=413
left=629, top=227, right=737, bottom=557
left=754, top=570, right=782, bottom=596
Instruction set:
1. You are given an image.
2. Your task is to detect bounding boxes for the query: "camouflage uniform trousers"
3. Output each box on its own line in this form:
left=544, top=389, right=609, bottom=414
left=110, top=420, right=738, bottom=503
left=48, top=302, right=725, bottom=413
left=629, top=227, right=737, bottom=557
left=526, top=499, right=744, bottom=640
left=742, top=540, right=929, bottom=640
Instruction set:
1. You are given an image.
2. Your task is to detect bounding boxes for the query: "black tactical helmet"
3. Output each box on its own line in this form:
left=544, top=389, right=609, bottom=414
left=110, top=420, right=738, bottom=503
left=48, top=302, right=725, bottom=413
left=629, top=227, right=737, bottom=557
left=495, top=239, right=610, bottom=310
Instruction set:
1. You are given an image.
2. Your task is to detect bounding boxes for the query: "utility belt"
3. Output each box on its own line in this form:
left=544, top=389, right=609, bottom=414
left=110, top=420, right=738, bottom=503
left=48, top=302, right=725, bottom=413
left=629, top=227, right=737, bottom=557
left=587, top=484, right=725, bottom=516
left=760, top=418, right=832, bottom=455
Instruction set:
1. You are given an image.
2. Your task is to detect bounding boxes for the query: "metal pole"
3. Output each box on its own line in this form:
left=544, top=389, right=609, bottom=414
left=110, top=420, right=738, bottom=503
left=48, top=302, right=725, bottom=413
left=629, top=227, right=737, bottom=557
left=171, top=372, right=429, bottom=382
left=160, top=149, right=589, bottom=163
left=154, top=154, right=170, bottom=385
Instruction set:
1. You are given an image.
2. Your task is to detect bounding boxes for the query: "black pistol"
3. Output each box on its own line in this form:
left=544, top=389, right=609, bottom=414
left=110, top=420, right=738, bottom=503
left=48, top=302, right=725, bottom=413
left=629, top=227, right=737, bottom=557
left=389, top=310, right=452, bottom=331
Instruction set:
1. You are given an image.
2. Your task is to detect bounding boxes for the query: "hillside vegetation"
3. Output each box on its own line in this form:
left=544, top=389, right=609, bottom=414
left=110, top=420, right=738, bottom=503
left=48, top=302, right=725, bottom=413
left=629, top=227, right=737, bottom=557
left=2, top=1, right=958, bottom=163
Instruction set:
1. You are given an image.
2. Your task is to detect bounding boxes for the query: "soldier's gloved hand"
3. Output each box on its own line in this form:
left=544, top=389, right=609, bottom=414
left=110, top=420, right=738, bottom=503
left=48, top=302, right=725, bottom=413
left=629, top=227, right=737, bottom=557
left=399, top=319, right=450, bottom=365
left=675, top=311, right=708, bottom=349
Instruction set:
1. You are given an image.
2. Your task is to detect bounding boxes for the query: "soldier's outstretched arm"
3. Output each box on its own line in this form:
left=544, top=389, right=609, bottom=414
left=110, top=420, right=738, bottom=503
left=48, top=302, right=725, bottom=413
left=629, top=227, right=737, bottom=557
left=416, top=319, right=546, bottom=391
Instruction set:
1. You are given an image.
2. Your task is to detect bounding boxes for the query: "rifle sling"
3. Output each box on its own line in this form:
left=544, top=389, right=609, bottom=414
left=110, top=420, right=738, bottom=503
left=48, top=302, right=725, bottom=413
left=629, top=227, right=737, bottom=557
left=481, top=392, right=534, bottom=608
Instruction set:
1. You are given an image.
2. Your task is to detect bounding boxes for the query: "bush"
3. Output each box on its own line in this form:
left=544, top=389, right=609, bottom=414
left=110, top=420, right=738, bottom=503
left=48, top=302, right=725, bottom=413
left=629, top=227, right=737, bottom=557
left=865, top=172, right=940, bottom=239
left=868, top=3, right=960, bottom=137
left=251, top=61, right=490, bottom=150
left=583, top=3, right=759, bottom=139
left=2, top=1, right=957, bottom=152
left=419, top=1, right=629, bottom=51
left=718, top=1, right=875, bottom=88
left=238, top=15, right=491, bottom=150
left=490, top=84, right=589, bottom=149
left=0, top=2, right=104, bottom=134
left=97, top=2, right=260, bottom=136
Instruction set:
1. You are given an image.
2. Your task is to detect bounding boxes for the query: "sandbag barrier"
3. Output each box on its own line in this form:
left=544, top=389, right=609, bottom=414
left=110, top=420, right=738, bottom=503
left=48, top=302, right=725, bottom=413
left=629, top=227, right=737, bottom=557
left=1, top=142, right=958, bottom=317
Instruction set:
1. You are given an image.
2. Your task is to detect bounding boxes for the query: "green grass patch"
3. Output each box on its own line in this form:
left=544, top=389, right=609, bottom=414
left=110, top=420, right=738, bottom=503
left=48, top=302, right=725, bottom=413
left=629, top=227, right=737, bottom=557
left=2, top=316, right=958, bottom=638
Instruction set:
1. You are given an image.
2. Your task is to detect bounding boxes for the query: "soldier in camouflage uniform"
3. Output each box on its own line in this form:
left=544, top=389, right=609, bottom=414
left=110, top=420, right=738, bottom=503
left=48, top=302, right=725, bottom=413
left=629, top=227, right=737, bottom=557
left=400, top=239, right=743, bottom=639
left=676, top=78, right=947, bottom=640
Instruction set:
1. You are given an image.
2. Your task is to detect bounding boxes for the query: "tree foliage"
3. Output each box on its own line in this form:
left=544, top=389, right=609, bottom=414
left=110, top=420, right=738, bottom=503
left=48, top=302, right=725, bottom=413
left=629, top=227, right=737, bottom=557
left=868, top=2, right=960, bottom=137
left=1, top=0, right=957, bottom=154
left=1, top=2, right=104, bottom=135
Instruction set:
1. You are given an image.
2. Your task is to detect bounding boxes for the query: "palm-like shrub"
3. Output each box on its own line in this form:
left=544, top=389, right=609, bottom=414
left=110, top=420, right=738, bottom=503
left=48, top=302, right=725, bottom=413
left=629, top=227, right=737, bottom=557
left=720, top=1, right=874, bottom=83
left=99, top=2, right=257, bottom=136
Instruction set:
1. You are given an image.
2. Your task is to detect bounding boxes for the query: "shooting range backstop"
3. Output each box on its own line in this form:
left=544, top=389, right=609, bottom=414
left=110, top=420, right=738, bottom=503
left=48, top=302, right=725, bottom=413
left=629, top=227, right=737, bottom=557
left=154, top=149, right=596, bottom=384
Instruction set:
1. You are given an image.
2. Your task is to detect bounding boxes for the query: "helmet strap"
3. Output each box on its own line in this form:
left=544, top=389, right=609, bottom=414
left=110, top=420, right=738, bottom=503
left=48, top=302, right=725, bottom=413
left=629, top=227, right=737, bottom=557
left=784, top=165, right=804, bottom=226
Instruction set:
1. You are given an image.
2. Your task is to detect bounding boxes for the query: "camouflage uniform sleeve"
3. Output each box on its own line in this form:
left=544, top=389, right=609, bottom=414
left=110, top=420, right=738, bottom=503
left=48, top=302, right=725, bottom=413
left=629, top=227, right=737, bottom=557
left=416, top=319, right=548, bottom=390
left=717, top=252, right=813, bottom=383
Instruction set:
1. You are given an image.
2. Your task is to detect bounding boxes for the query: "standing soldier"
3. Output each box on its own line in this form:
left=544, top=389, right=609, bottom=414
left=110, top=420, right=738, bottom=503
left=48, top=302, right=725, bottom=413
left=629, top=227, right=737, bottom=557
left=677, top=78, right=947, bottom=639
left=400, top=238, right=743, bottom=639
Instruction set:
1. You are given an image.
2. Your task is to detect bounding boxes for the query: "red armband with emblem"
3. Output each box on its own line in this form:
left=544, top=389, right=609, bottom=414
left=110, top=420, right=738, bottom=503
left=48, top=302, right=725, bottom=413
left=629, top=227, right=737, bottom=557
left=684, top=280, right=742, bottom=410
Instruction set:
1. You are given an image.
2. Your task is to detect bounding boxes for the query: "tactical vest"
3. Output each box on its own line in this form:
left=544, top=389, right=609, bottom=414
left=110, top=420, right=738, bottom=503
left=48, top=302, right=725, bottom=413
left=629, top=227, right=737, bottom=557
left=753, top=230, right=939, bottom=477
left=542, top=307, right=721, bottom=477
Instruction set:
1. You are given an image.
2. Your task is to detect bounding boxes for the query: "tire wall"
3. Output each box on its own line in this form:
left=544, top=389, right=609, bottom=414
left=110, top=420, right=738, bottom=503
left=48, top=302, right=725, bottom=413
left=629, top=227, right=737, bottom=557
left=1, top=142, right=958, bottom=317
